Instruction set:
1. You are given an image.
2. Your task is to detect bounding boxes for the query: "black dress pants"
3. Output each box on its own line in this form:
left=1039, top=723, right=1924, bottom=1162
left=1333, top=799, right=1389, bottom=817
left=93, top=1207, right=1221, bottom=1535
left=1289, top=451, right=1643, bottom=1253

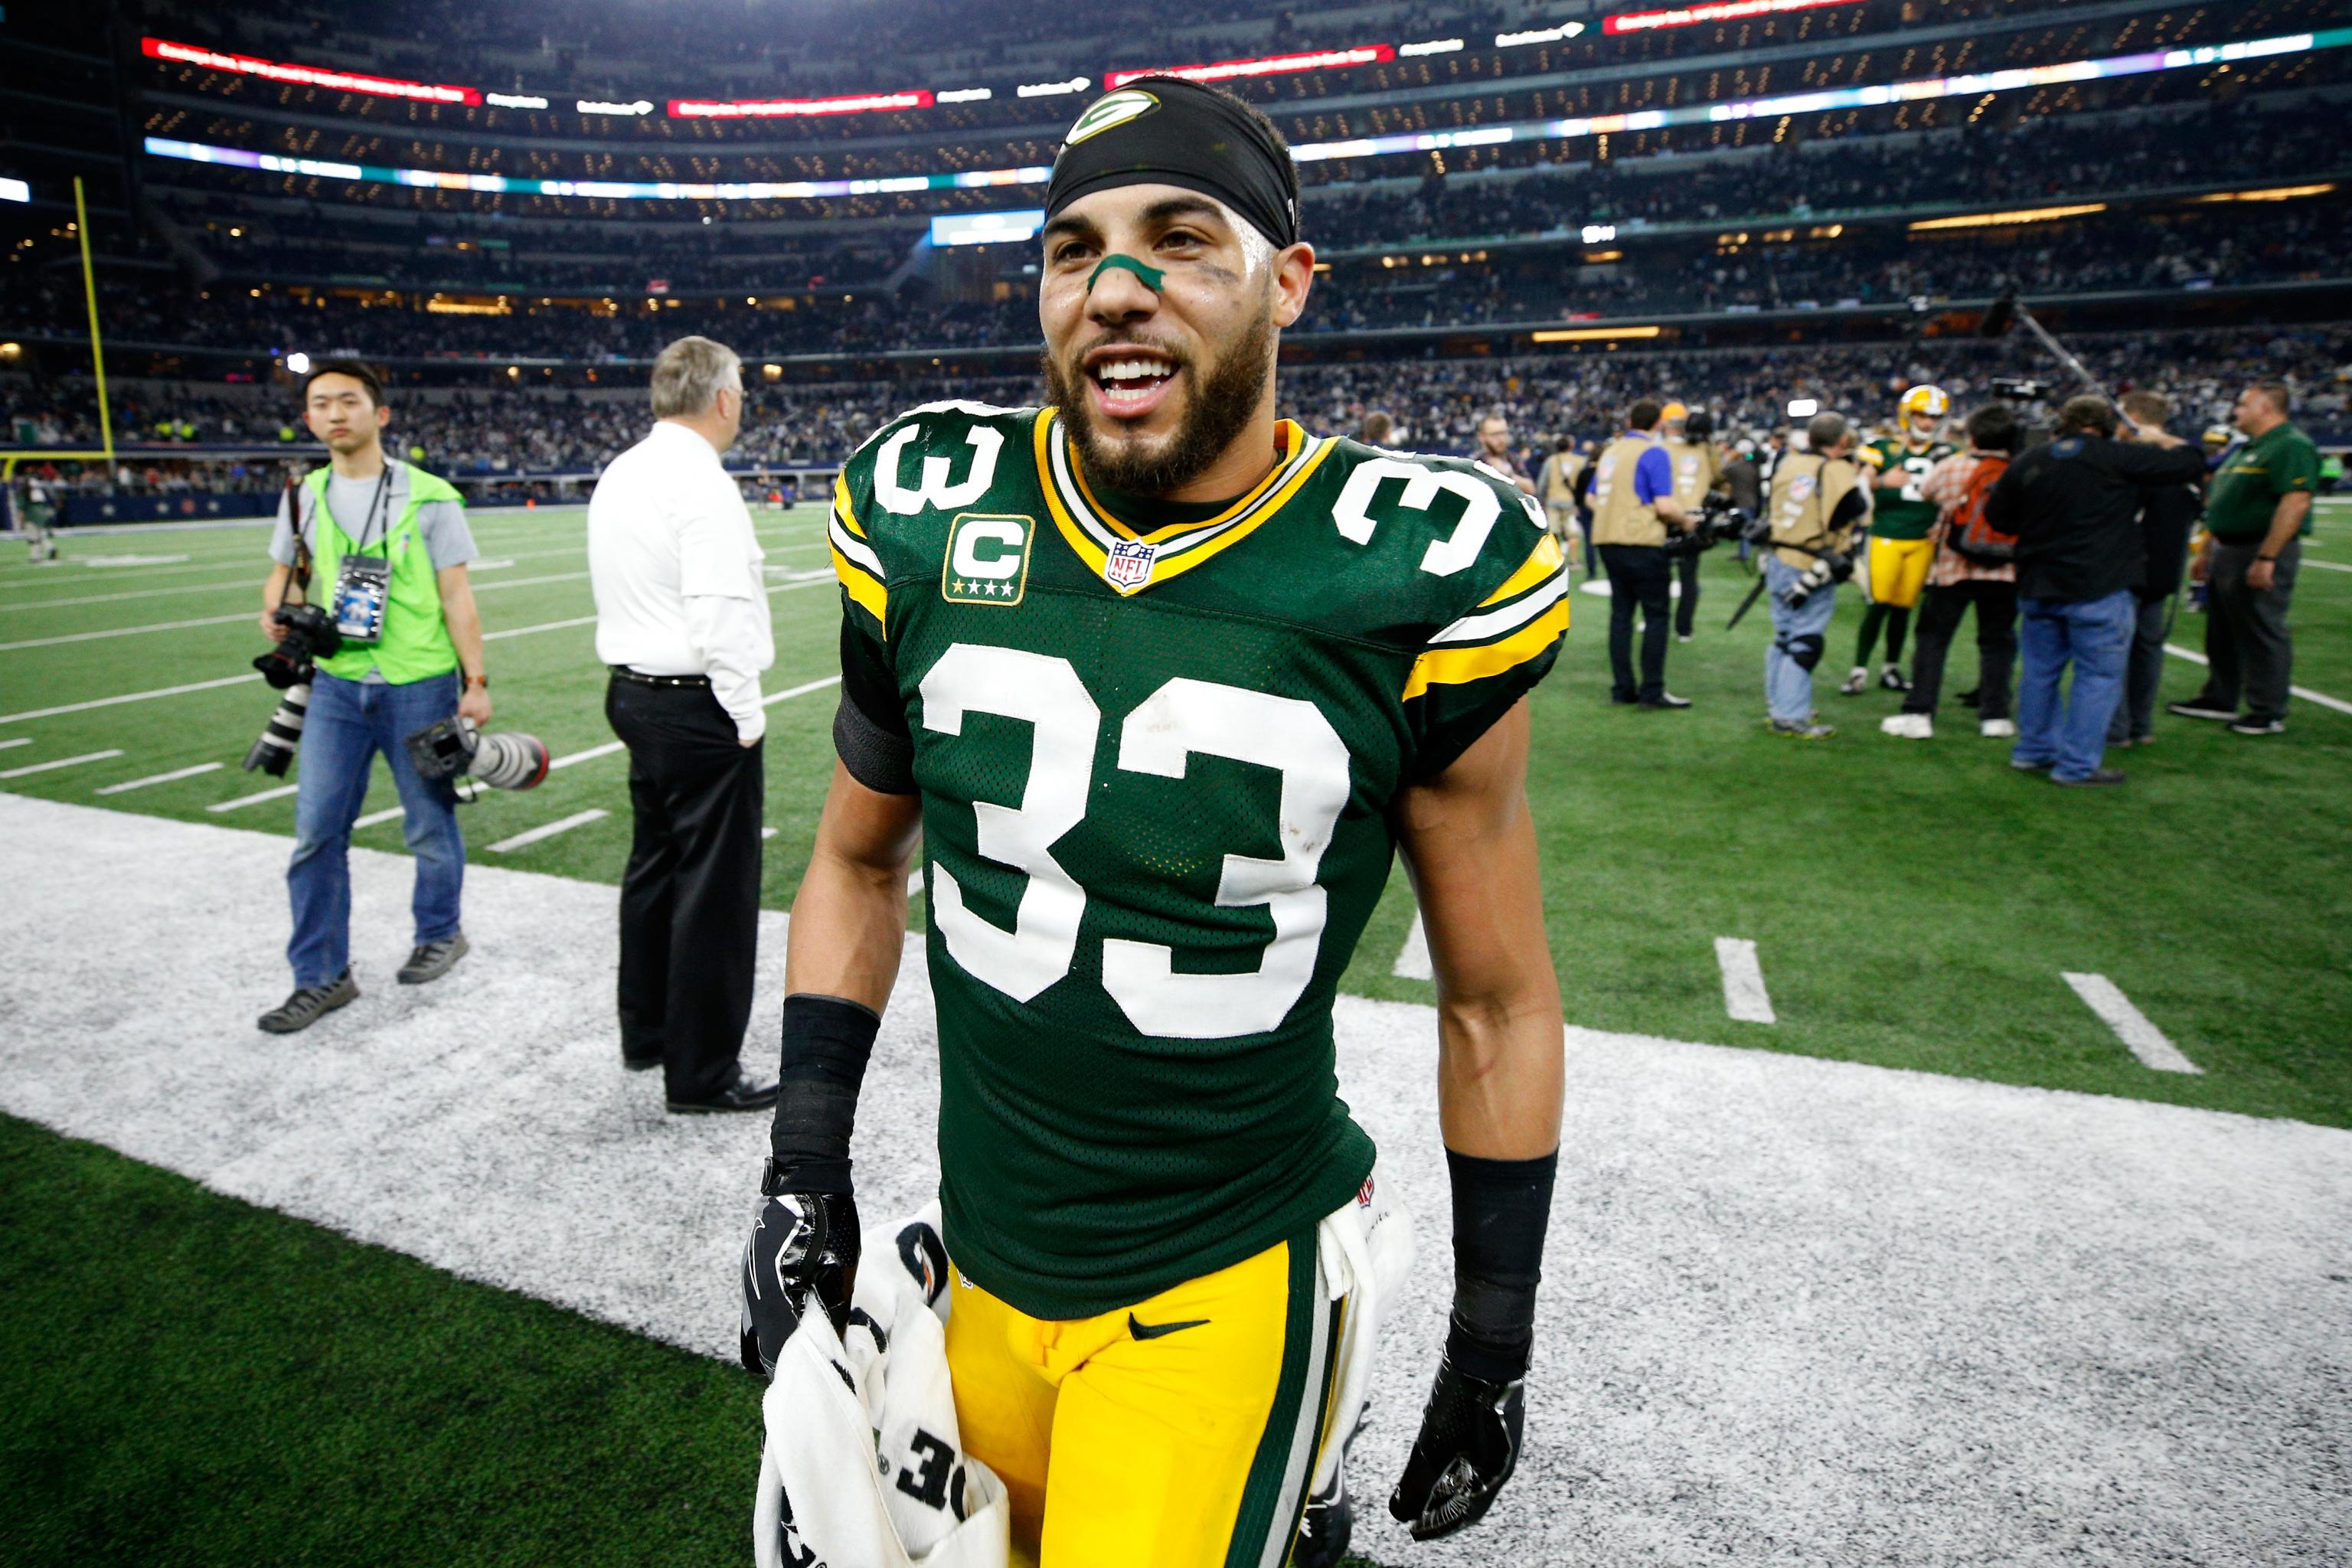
left=2195, top=539, right=2299, bottom=724
left=1599, top=544, right=1671, bottom=701
left=1903, top=580, right=2018, bottom=720
left=1673, top=544, right=1701, bottom=638
left=606, top=675, right=764, bottom=1101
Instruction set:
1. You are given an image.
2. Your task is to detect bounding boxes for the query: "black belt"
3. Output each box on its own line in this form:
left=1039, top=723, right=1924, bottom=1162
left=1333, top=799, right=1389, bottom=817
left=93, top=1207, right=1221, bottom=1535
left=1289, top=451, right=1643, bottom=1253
left=609, top=665, right=710, bottom=689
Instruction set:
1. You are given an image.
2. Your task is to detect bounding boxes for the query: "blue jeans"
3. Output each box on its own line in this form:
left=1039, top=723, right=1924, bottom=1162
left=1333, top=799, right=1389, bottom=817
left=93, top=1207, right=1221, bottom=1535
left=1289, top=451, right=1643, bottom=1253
left=288, top=669, right=464, bottom=986
left=1764, top=555, right=1838, bottom=722
left=2014, top=591, right=2134, bottom=782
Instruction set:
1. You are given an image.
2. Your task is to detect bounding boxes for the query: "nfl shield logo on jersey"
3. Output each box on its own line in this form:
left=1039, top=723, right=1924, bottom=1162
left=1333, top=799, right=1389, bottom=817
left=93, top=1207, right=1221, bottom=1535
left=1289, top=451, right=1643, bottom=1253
left=1104, top=537, right=1156, bottom=591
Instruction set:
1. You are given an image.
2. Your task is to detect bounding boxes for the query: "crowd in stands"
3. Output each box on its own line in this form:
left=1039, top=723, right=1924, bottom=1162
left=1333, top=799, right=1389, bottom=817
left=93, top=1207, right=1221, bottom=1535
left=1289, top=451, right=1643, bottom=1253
left=12, top=328, right=2347, bottom=488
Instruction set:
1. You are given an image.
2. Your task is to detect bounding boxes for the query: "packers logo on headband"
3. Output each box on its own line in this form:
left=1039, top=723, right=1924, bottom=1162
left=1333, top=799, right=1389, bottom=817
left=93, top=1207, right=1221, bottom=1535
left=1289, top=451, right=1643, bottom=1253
left=1066, top=89, right=1160, bottom=145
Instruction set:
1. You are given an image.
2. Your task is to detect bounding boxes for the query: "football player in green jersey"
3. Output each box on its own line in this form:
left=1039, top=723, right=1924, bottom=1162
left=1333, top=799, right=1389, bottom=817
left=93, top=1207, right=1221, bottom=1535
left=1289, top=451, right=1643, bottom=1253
left=739, top=78, right=1570, bottom=1567
left=1841, top=384, right=1958, bottom=697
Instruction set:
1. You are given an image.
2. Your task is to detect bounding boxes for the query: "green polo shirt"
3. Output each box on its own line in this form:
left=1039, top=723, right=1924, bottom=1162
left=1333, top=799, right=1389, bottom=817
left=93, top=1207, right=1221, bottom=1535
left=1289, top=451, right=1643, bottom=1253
left=2204, top=421, right=2320, bottom=543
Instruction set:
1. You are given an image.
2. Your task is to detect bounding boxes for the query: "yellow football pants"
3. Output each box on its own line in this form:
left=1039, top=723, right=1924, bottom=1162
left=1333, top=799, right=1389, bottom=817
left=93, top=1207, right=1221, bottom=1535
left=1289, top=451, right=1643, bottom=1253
left=945, top=1233, right=1341, bottom=1568
left=1867, top=535, right=1936, bottom=609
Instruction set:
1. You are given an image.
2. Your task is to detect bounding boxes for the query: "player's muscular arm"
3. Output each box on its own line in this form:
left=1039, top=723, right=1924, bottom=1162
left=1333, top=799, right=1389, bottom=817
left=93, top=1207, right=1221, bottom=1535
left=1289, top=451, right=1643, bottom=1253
left=785, top=761, right=923, bottom=1012
left=741, top=763, right=921, bottom=1380
left=1396, top=701, right=1564, bottom=1158
left=1387, top=700, right=1563, bottom=1540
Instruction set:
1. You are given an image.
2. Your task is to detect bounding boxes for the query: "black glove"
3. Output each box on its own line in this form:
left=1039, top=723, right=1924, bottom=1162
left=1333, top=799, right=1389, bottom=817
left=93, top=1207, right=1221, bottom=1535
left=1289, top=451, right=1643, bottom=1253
left=1388, top=1354, right=1526, bottom=1540
left=738, top=1189, right=860, bottom=1377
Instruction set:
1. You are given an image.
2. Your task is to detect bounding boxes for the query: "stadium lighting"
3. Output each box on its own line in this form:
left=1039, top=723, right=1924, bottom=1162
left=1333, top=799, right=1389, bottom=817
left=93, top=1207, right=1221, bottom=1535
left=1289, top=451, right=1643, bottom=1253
left=929, top=209, right=1046, bottom=246
left=0, top=177, right=28, bottom=204
left=670, top=90, right=933, bottom=118
left=1532, top=325, right=1662, bottom=342
left=2195, top=182, right=2337, bottom=202
left=284, top=351, right=311, bottom=375
left=1496, top=24, right=1586, bottom=47
left=1606, top=0, right=1862, bottom=36
left=1787, top=398, right=1821, bottom=417
left=1400, top=39, right=1465, bottom=57
left=142, top=37, right=480, bottom=106
left=1909, top=203, right=2107, bottom=232
left=1016, top=78, right=1090, bottom=99
left=937, top=87, right=994, bottom=103
left=1106, top=45, right=1393, bottom=90
left=576, top=100, right=653, bottom=116
left=485, top=93, right=549, bottom=109
left=1581, top=224, right=1618, bottom=243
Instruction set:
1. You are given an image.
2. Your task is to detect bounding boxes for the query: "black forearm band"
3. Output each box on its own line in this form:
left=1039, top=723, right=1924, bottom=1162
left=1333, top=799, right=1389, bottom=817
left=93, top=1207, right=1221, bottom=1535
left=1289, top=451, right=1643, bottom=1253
left=766, top=994, right=880, bottom=1192
left=1444, top=1147, right=1559, bottom=1383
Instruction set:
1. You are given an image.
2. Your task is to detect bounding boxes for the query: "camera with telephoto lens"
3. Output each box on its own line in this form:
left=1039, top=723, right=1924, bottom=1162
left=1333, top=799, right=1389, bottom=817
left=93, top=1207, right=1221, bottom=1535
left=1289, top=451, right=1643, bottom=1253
left=1782, top=547, right=1855, bottom=608
left=241, top=603, right=347, bottom=775
left=403, top=715, right=550, bottom=793
left=1989, top=376, right=2055, bottom=403
left=1662, top=490, right=1763, bottom=557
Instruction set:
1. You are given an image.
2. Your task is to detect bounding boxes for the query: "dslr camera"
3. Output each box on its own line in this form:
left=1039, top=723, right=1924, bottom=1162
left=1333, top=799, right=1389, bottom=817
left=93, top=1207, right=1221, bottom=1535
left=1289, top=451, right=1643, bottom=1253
left=403, top=715, right=550, bottom=794
left=1782, top=546, right=1855, bottom=609
left=1661, top=490, right=1764, bottom=558
left=242, top=603, right=346, bottom=776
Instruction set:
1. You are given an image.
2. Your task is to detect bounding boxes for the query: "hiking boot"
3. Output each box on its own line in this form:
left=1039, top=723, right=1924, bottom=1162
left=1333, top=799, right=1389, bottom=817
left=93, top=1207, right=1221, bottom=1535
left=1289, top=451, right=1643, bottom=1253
left=397, top=931, right=469, bottom=985
left=1771, top=717, right=1836, bottom=740
left=1837, top=666, right=1869, bottom=697
left=1879, top=664, right=1912, bottom=691
left=259, top=969, right=359, bottom=1034
left=1880, top=713, right=1932, bottom=740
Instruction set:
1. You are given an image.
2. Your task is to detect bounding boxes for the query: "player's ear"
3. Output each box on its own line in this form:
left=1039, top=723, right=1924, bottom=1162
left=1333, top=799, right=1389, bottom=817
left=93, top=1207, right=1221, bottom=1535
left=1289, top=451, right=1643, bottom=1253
left=1271, top=242, right=1315, bottom=330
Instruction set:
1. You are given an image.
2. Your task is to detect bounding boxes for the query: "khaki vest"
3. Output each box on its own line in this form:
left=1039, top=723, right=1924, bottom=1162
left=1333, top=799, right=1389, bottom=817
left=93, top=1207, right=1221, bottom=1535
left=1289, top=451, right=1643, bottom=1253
left=1589, top=434, right=1666, bottom=547
left=1767, top=452, right=1864, bottom=571
left=1663, top=438, right=1722, bottom=511
left=1540, top=451, right=1585, bottom=504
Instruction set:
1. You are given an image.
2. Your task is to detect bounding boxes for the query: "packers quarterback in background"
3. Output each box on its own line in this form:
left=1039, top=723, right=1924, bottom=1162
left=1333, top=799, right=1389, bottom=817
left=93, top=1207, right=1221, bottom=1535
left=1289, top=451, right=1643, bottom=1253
left=1842, top=384, right=1957, bottom=697
left=738, top=78, right=1570, bottom=1566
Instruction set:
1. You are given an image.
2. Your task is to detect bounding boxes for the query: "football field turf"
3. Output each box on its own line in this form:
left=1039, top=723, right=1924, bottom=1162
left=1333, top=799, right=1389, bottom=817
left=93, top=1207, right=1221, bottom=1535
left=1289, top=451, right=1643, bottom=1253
left=2, top=498, right=2349, bottom=1565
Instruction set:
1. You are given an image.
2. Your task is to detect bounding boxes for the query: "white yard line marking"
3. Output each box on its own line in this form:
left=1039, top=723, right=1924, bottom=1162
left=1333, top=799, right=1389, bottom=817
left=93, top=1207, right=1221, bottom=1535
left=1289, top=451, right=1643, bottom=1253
left=0, top=749, right=124, bottom=780
left=95, top=761, right=224, bottom=795
left=0, top=572, right=266, bottom=611
left=906, top=866, right=925, bottom=898
left=472, top=559, right=517, bottom=571
left=472, top=570, right=592, bottom=593
left=207, top=782, right=299, bottom=812
left=0, top=672, right=264, bottom=725
left=1393, top=910, right=1433, bottom=981
left=763, top=675, right=842, bottom=707
left=483, top=615, right=599, bottom=642
left=0, top=737, right=28, bottom=751
left=2062, top=972, right=2200, bottom=1074
left=767, top=577, right=840, bottom=596
left=761, top=827, right=779, bottom=840
left=549, top=740, right=626, bottom=770
left=0, top=610, right=250, bottom=651
left=2300, top=559, right=2351, bottom=573
left=488, top=808, right=609, bottom=853
left=1715, top=937, right=1778, bottom=1024
left=353, top=805, right=406, bottom=829
left=2161, top=645, right=2352, bottom=716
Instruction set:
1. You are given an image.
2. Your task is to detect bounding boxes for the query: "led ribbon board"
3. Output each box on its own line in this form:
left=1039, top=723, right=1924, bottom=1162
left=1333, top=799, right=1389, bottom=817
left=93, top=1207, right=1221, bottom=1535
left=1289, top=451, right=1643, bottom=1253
left=145, top=29, right=2349, bottom=203
left=668, top=90, right=933, bottom=118
left=1106, top=45, right=1394, bottom=90
left=1606, top=0, right=1864, bottom=36
left=142, top=37, right=480, bottom=106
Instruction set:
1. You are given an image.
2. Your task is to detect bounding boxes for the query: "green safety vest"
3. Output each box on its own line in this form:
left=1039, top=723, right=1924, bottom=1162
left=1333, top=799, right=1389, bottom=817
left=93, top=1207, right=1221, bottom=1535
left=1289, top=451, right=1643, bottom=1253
left=299, top=460, right=462, bottom=684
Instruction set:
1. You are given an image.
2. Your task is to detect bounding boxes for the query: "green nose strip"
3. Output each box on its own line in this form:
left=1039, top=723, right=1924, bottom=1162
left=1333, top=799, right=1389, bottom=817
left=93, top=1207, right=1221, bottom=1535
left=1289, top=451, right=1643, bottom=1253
left=1088, top=254, right=1166, bottom=294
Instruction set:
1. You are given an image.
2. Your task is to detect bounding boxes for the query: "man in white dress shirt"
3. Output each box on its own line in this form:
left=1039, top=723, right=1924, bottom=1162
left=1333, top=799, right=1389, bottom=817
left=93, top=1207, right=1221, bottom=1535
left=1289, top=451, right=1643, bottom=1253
left=589, top=337, right=780, bottom=1114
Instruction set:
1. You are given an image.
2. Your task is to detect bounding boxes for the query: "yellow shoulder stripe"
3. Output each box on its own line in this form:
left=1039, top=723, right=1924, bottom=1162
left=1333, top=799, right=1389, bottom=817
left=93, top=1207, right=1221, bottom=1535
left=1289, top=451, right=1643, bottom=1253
left=1478, top=534, right=1564, bottom=608
left=830, top=544, right=887, bottom=630
left=833, top=473, right=866, bottom=539
left=1402, top=599, right=1570, bottom=703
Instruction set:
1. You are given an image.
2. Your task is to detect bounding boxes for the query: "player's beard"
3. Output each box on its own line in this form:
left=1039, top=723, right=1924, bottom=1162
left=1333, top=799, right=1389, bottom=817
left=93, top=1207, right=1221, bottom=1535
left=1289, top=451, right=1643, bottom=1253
left=1044, top=296, right=1276, bottom=498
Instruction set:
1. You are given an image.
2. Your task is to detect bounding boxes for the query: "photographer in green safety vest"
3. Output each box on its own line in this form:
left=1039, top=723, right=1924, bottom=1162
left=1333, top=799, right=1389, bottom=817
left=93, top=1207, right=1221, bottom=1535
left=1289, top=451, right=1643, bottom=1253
left=253, top=358, right=492, bottom=1033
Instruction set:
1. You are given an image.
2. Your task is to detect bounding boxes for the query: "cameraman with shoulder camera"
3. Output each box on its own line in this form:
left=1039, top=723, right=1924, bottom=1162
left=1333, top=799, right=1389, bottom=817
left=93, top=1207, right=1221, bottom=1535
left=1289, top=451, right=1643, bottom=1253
left=1589, top=399, right=1694, bottom=708
left=256, top=360, right=488, bottom=1034
left=1762, top=412, right=1871, bottom=740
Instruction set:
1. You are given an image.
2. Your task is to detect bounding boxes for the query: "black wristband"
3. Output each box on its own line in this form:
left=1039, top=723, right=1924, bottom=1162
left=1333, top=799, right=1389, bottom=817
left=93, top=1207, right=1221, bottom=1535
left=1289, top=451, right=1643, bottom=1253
left=766, top=993, right=880, bottom=1193
left=1443, top=1147, right=1559, bottom=1383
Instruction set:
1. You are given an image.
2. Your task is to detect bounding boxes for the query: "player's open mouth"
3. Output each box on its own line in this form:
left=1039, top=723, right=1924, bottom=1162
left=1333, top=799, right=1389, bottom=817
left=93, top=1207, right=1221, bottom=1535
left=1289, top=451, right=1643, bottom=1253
left=1083, top=348, right=1180, bottom=422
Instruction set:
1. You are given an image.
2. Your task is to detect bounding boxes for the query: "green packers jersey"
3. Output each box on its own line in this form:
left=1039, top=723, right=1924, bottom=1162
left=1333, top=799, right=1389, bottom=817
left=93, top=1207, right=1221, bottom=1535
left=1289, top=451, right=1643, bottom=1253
left=828, top=401, right=1569, bottom=1319
left=1861, top=436, right=1956, bottom=539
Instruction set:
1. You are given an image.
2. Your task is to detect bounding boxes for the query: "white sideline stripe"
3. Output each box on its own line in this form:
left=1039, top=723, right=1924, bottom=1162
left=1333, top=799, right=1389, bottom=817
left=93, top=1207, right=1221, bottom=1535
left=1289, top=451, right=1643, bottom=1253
left=96, top=761, right=224, bottom=795
left=2161, top=645, right=2352, bottom=716
left=353, top=806, right=405, bottom=830
left=488, top=808, right=609, bottom=853
left=2062, top=972, right=2200, bottom=1075
left=550, top=740, right=626, bottom=770
left=0, top=748, right=123, bottom=779
left=208, top=782, right=299, bottom=812
left=1715, top=937, right=1778, bottom=1024
left=763, top=674, right=842, bottom=707
left=1393, top=911, right=1433, bottom=980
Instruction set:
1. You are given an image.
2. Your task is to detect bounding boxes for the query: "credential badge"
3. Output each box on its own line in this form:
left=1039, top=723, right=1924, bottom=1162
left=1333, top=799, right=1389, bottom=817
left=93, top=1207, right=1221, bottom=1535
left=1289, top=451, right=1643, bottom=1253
left=1103, top=537, right=1157, bottom=592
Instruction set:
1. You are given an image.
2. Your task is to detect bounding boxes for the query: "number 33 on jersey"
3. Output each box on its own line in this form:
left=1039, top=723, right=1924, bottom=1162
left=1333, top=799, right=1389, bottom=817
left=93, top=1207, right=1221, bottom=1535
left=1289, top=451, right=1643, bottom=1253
left=826, top=400, right=1570, bottom=1323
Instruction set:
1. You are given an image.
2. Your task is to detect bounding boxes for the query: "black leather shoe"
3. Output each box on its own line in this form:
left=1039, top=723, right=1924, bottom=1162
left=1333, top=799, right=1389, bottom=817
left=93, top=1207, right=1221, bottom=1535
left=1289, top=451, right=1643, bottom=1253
left=622, top=1048, right=662, bottom=1073
left=666, top=1064, right=781, bottom=1115
left=1639, top=692, right=1694, bottom=710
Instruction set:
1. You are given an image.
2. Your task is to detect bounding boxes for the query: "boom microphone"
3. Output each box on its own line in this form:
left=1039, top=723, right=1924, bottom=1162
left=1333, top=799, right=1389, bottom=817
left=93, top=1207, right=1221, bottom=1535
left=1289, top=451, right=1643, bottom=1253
left=1978, top=287, right=2018, bottom=339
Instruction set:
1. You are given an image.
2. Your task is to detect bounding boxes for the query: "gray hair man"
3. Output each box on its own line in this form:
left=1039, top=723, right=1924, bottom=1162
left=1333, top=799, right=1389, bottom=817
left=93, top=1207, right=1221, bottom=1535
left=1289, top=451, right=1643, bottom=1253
left=588, top=335, right=779, bottom=1112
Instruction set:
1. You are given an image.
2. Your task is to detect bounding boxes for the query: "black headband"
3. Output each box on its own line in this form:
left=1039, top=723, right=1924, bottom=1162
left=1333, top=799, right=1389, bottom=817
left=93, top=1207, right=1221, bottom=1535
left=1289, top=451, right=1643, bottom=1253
left=1045, top=77, right=1299, bottom=251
